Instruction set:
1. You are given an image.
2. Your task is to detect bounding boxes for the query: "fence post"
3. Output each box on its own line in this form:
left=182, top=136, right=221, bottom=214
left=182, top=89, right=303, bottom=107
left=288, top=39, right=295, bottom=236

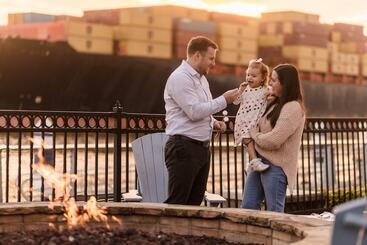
left=113, top=101, right=123, bottom=202
left=0, top=149, right=2, bottom=203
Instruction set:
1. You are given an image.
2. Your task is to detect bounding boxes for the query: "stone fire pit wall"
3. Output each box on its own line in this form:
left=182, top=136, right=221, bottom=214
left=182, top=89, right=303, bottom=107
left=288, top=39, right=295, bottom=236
left=0, top=202, right=332, bottom=244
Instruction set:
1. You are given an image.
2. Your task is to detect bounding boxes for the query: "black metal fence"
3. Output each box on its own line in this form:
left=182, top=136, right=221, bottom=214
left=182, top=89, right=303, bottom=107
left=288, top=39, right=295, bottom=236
left=0, top=103, right=366, bottom=214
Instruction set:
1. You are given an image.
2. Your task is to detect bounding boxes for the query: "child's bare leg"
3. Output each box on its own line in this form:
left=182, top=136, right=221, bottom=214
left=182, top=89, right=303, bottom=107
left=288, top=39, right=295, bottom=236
left=243, top=138, right=269, bottom=172
left=246, top=140, right=257, bottom=161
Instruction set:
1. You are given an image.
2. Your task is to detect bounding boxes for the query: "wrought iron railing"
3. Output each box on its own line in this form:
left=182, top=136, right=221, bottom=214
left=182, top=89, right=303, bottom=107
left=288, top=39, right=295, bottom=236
left=0, top=103, right=366, bottom=214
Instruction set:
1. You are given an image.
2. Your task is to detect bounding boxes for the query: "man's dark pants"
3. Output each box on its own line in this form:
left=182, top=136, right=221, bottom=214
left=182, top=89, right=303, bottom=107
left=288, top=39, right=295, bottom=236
left=164, top=136, right=210, bottom=205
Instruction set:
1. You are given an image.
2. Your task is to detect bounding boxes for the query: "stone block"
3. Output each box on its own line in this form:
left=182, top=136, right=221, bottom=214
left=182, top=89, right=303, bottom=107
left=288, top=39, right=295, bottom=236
left=0, top=215, right=23, bottom=224
left=247, top=224, right=272, bottom=236
left=159, top=224, right=190, bottom=235
left=160, top=216, right=190, bottom=226
left=191, top=227, right=220, bottom=238
left=0, top=224, right=23, bottom=232
left=24, top=223, right=50, bottom=231
left=238, top=232, right=269, bottom=244
left=191, top=218, right=219, bottom=229
left=219, top=231, right=241, bottom=243
left=272, top=230, right=295, bottom=242
left=23, top=214, right=58, bottom=223
left=220, top=219, right=247, bottom=232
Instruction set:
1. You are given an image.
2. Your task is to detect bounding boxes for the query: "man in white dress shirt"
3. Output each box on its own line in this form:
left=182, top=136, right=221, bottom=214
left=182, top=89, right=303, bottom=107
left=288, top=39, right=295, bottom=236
left=164, top=36, right=240, bottom=205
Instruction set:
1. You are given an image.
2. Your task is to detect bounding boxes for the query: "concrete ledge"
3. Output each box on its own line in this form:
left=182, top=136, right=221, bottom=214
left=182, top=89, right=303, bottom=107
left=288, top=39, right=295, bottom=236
left=0, top=202, right=332, bottom=244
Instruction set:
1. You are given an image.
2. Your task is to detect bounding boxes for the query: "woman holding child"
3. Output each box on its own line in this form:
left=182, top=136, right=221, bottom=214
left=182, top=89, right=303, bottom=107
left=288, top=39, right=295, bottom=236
left=239, top=63, right=306, bottom=212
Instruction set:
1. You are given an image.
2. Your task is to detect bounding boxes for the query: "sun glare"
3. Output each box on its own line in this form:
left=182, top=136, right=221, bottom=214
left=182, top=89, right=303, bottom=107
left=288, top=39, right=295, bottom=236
left=140, top=0, right=264, bottom=17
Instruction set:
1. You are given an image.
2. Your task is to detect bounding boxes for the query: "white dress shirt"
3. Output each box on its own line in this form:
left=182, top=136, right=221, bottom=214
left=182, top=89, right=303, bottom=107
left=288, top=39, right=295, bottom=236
left=164, top=60, right=227, bottom=141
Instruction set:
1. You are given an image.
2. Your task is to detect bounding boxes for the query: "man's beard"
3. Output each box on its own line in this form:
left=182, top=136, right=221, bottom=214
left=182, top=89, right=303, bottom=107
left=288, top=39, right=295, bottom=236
left=199, top=66, right=209, bottom=76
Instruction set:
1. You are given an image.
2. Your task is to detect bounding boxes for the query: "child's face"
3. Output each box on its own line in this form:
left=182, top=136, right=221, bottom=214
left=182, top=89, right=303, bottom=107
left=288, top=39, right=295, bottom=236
left=246, top=67, right=264, bottom=88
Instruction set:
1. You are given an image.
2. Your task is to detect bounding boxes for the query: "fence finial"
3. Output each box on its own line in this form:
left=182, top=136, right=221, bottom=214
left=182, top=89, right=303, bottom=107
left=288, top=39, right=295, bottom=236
left=113, top=100, right=123, bottom=112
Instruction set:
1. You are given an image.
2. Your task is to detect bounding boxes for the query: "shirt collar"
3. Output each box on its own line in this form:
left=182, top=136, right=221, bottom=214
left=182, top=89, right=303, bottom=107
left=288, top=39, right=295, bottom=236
left=182, top=60, right=201, bottom=78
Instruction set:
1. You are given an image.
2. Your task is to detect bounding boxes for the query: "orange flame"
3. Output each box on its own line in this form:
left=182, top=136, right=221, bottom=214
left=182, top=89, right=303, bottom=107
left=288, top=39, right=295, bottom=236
left=31, top=138, right=112, bottom=228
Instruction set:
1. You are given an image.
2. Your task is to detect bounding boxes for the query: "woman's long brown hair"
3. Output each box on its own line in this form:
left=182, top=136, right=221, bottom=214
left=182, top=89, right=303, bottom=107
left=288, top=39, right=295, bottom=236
left=264, top=64, right=305, bottom=128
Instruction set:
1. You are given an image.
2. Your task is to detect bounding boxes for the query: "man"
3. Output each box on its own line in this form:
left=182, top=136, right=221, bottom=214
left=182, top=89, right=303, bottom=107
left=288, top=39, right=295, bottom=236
left=163, top=36, right=240, bottom=205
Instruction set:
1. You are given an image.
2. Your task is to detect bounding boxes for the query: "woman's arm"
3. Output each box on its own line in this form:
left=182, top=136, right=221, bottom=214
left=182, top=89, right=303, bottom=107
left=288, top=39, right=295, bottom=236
left=250, top=102, right=304, bottom=150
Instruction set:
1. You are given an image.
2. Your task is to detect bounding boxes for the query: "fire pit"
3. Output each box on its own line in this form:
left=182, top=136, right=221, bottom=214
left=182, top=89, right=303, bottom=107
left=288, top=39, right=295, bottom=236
left=0, top=202, right=332, bottom=244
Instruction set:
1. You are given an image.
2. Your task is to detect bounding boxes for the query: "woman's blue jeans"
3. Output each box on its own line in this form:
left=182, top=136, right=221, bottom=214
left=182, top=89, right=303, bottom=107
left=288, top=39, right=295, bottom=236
left=241, top=155, right=288, bottom=212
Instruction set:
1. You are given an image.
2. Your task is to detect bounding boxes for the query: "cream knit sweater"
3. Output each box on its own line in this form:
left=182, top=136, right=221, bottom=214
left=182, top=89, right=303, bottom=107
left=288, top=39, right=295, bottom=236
left=250, top=101, right=305, bottom=191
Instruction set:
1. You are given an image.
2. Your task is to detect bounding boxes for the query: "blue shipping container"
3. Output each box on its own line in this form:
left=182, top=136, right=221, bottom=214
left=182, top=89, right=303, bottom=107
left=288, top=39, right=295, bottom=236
left=24, top=13, right=55, bottom=23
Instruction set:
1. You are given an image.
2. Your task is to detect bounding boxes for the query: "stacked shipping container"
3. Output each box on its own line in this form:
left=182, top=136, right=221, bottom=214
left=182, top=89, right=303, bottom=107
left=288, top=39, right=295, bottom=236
left=259, top=11, right=329, bottom=73
left=85, top=7, right=172, bottom=58
left=8, top=13, right=55, bottom=25
left=210, top=13, right=258, bottom=65
left=0, top=20, right=113, bottom=54
left=328, top=23, right=364, bottom=77
left=173, top=18, right=216, bottom=59
left=1, top=7, right=367, bottom=83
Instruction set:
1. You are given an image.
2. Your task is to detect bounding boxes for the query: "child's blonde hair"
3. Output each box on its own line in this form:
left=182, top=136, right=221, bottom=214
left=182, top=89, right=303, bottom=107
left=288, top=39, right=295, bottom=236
left=247, top=58, right=269, bottom=86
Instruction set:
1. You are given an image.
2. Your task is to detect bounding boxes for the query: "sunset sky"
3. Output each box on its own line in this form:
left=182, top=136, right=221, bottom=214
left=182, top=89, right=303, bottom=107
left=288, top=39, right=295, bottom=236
left=0, top=0, right=366, bottom=33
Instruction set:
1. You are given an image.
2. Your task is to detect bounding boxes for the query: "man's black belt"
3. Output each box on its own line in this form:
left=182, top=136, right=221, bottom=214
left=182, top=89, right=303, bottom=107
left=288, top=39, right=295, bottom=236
left=171, top=135, right=210, bottom=148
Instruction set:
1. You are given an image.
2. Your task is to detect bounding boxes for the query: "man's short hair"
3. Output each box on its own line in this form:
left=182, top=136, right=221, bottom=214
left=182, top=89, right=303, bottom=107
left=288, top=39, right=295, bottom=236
left=187, top=36, right=218, bottom=56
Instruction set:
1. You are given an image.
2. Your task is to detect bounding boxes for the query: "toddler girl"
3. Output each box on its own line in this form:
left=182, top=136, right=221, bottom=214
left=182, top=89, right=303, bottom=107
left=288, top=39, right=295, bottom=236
left=234, top=58, right=271, bottom=173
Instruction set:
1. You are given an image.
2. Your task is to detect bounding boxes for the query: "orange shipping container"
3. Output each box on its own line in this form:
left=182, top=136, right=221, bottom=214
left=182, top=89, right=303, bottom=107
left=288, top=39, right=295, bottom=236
left=361, top=54, right=367, bottom=64
left=7, top=13, right=24, bottom=24
left=173, top=44, right=187, bottom=59
left=119, top=40, right=172, bottom=59
left=150, top=5, right=188, bottom=17
left=113, top=26, right=172, bottom=43
left=217, top=23, right=258, bottom=40
left=339, top=42, right=366, bottom=54
left=344, top=53, right=359, bottom=64
left=282, top=45, right=328, bottom=60
left=84, top=8, right=172, bottom=29
left=327, top=42, right=339, bottom=54
left=63, top=21, right=113, bottom=39
left=119, top=11, right=172, bottom=29
left=173, top=31, right=216, bottom=46
left=218, top=50, right=256, bottom=65
left=261, top=11, right=319, bottom=24
left=330, top=63, right=345, bottom=75
left=68, top=36, right=113, bottom=54
left=151, top=5, right=210, bottom=21
left=218, top=37, right=257, bottom=53
left=330, top=31, right=342, bottom=43
left=258, top=34, right=284, bottom=47
left=296, top=58, right=328, bottom=73
left=344, top=64, right=359, bottom=76
left=361, top=64, right=367, bottom=77
left=330, top=53, right=347, bottom=63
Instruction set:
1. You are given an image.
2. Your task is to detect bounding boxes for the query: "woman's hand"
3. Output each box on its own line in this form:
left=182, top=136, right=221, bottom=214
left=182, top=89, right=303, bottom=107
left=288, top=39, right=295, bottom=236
left=249, top=126, right=259, bottom=137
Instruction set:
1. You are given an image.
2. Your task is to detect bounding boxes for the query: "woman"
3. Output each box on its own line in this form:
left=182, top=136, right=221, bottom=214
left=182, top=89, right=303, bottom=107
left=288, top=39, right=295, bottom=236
left=242, top=64, right=306, bottom=212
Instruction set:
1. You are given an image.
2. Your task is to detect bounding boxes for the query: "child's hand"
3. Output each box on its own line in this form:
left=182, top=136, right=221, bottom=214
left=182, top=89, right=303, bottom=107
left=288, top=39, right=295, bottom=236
left=264, top=85, right=272, bottom=97
left=239, top=81, right=248, bottom=93
left=264, top=85, right=275, bottom=101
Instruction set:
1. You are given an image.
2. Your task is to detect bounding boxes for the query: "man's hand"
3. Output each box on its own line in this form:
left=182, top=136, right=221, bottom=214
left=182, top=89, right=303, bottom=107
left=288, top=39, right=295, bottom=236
left=214, top=120, right=226, bottom=133
left=223, top=88, right=241, bottom=104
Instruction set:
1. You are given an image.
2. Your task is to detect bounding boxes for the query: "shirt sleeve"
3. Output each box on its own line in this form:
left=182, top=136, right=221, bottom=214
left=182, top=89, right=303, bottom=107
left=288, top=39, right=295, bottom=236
left=250, top=102, right=304, bottom=150
left=169, top=73, right=227, bottom=121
